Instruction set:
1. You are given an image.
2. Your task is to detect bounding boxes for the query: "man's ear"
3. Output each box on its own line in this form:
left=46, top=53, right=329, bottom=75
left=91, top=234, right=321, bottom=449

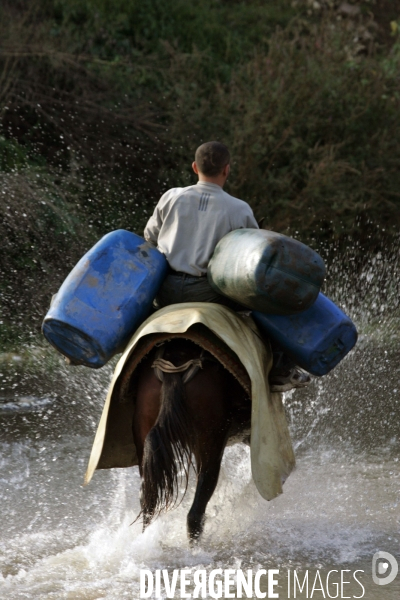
left=222, top=163, right=230, bottom=178
left=192, top=161, right=199, bottom=175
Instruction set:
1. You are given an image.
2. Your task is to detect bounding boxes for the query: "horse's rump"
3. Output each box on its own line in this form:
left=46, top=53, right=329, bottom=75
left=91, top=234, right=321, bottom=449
left=97, top=324, right=251, bottom=474
left=117, top=323, right=251, bottom=402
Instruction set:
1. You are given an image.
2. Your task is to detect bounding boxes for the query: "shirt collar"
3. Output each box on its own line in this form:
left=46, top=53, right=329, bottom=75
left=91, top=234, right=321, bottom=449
left=196, top=181, right=223, bottom=191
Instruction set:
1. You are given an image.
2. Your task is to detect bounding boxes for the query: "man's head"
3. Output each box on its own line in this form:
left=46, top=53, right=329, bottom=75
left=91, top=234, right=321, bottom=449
left=192, top=141, right=230, bottom=186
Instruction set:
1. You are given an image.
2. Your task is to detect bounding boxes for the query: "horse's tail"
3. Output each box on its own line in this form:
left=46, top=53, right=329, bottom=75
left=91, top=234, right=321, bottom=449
left=140, top=371, right=194, bottom=524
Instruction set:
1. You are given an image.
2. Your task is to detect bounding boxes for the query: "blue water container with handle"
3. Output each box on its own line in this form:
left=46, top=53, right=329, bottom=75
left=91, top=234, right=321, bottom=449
left=252, top=293, right=358, bottom=376
left=42, top=229, right=167, bottom=368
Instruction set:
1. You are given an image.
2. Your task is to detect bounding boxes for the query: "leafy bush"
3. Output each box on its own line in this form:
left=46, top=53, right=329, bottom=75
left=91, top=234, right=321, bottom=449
left=152, top=16, right=400, bottom=245
left=1, top=0, right=400, bottom=339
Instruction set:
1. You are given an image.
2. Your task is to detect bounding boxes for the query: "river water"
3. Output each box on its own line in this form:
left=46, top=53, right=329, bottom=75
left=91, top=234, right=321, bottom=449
left=1, top=250, right=399, bottom=599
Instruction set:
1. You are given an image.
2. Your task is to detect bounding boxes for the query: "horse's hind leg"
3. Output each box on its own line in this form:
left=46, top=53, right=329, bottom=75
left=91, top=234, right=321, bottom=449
left=187, top=440, right=228, bottom=542
left=184, top=365, right=233, bottom=542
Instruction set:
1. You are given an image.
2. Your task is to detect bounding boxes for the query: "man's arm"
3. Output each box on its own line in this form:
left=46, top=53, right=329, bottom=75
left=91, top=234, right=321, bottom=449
left=143, top=202, right=163, bottom=246
left=234, top=201, right=259, bottom=230
left=245, top=210, right=259, bottom=229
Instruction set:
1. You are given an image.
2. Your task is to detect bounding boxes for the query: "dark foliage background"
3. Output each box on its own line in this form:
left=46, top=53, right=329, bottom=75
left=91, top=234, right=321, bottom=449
left=1, top=0, right=400, bottom=345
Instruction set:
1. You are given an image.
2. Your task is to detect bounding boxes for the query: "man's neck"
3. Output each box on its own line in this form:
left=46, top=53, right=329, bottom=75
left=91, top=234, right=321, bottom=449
left=197, top=175, right=225, bottom=188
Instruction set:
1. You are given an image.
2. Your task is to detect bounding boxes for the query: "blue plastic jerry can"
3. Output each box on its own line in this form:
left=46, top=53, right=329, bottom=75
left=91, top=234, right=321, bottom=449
left=252, top=293, right=358, bottom=376
left=42, top=230, right=168, bottom=368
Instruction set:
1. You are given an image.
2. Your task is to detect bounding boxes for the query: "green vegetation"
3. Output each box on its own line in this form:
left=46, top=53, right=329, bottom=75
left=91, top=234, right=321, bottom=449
left=1, top=0, right=400, bottom=346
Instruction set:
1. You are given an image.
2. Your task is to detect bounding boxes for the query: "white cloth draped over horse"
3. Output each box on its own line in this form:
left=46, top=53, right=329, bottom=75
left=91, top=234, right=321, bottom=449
left=84, top=302, right=295, bottom=501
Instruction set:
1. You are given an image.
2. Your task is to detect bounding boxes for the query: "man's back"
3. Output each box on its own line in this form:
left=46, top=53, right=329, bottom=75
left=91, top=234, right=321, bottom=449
left=144, top=181, right=258, bottom=276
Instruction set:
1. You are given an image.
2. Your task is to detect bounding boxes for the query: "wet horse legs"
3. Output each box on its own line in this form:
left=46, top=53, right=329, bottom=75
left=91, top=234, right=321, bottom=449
left=185, top=370, right=232, bottom=542
left=187, top=443, right=228, bottom=541
left=132, top=343, right=236, bottom=541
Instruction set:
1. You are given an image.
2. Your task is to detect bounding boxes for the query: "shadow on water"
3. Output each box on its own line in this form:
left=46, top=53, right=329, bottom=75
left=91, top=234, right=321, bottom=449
left=0, top=243, right=399, bottom=599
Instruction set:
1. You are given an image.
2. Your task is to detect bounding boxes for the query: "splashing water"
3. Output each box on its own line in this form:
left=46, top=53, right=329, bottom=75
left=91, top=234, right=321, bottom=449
left=1, top=243, right=399, bottom=599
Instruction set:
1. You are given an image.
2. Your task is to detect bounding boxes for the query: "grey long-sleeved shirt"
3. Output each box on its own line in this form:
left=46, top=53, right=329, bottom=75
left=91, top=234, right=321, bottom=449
left=144, top=181, right=258, bottom=276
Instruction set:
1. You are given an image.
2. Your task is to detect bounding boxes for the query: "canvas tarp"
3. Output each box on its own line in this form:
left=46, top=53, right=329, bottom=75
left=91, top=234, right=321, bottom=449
left=84, top=302, right=295, bottom=501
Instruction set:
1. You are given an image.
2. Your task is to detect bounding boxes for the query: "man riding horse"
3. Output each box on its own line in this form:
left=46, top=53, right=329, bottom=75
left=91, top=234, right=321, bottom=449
left=85, top=142, right=300, bottom=541
left=144, top=141, right=310, bottom=392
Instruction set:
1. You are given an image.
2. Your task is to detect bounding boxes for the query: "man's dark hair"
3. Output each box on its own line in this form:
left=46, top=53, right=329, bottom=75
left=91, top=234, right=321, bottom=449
left=195, top=141, right=230, bottom=177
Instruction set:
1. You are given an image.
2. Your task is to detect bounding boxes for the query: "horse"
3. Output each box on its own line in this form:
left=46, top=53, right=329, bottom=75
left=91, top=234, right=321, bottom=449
left=131, top=337, right=251, bottom=542
left=84, top=304, right=294, bottom=541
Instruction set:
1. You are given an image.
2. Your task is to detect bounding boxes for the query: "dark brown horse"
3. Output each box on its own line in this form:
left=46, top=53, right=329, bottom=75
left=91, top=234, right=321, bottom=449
left=132, top=337, right=251, bottom=541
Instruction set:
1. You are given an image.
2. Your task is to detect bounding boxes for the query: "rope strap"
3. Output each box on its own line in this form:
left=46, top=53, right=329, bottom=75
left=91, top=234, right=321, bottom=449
left=151, top=346, right=205, bottom=384
left=152, top=357, right=203, bottom=374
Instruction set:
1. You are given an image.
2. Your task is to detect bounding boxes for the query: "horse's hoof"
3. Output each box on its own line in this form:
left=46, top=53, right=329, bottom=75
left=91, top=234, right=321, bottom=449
left=188, top=527, right=203, bottom=546
left=187, top=513, right=204, bottom=544
left=189, top=535, right=200, bottom=548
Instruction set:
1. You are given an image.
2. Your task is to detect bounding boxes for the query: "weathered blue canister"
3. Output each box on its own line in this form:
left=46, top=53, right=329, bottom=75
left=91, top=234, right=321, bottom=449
left=208, top=229, right=326, bottom=315
left=42, top=230, right=168, bottom=368
left=252, top=293, right=358, bottom=376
